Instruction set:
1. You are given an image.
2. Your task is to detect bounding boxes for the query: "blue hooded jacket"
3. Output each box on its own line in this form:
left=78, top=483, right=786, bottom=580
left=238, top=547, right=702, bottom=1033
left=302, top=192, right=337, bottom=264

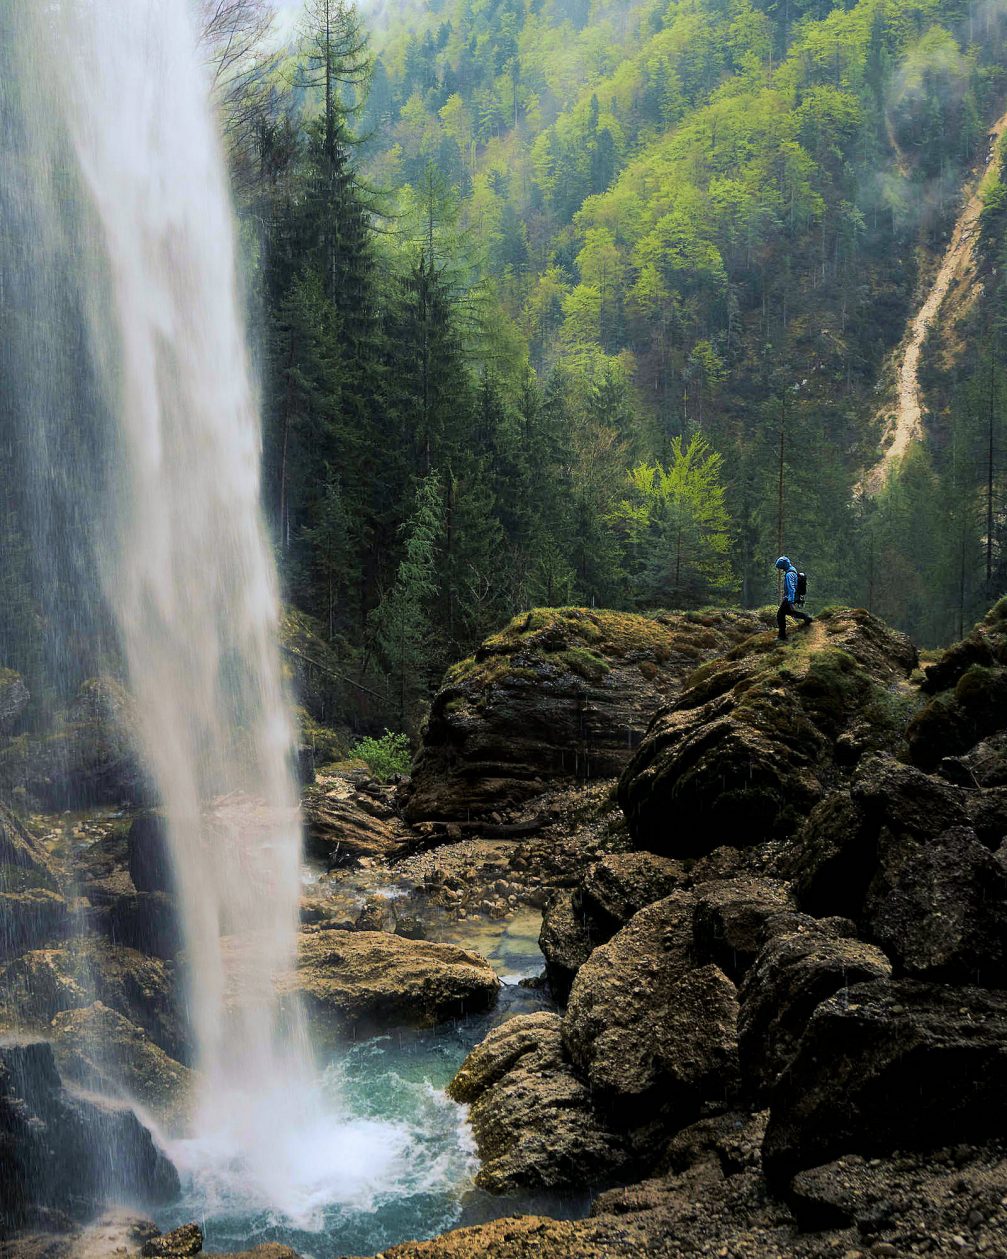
left=776, top=556, right=798, bottom=603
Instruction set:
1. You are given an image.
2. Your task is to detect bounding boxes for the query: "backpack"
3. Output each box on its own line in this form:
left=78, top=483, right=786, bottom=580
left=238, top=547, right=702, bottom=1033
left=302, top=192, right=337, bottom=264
left=795, top=571, right=808, bottom=606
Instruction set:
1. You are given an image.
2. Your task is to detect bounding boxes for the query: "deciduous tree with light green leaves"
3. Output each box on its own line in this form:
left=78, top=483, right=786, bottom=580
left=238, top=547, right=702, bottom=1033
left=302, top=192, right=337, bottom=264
left=614, top=435, right=735, bottom=609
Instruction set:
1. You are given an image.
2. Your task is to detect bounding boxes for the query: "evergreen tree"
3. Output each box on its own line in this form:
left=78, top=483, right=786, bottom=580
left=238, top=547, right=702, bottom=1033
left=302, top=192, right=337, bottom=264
left=368, top=472, right=445, bottom=728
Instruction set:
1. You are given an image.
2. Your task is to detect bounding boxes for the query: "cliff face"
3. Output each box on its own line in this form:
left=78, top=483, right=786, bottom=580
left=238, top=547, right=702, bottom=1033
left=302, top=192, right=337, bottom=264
left=403, top=601, right=1007, bottom=1258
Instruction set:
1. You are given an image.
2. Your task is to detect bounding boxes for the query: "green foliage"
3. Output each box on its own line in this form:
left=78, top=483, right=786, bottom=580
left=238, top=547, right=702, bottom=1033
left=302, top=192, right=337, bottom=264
left=613, top=435, right=735, bottom=608
left=349, top=730, right=412, bottom=780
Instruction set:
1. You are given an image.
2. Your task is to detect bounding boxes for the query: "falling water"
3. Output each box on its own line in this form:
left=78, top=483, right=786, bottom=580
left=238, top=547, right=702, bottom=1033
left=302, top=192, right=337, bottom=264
left=0, top=0, right=439, bottom=1226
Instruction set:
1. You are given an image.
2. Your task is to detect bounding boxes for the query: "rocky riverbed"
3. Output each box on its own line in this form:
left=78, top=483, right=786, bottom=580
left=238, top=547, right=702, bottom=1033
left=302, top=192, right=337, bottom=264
left=4, top=603, right=1007, bottom=1257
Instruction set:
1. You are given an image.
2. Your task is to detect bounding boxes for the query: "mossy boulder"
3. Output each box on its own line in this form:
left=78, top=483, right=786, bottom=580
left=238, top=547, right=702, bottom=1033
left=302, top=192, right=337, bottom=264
left=618, top=608, right=917, bottom=856
left=296, top=928, right=500, bottom=1029
left=447, top=1011, right=630, bottom=1193
left=403, top=606, right=763, bottom=822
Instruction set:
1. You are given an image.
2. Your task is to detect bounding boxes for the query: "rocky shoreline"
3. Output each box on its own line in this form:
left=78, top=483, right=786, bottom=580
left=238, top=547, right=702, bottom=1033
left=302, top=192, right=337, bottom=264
left=3, top=603, right=1007, bottom=1256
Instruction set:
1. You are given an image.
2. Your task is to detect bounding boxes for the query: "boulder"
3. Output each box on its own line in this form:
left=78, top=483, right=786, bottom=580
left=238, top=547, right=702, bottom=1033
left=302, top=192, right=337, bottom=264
left=790, top=757, right=1007, bottom=983
left=619, top=609, right=918, bottom=855
left=297, top=929, right=499, bottom=1029
left=577, top=851, right=687, bottom=936
left=909, top=664, right=1007, bottom=770
left=562, top=893, right=739, bottom=1124
left=864, top=821, right=1007, bottom=984
left=691, top=877, right=793, bottom=980
left=762, top=980, right=1007, bottom=1184
left=920, top=596, right=1007, bottom=694
left=908, top=600, right=1007, bottom=769
left=404, top=607, right=762, bottom=822
left=49, top=1002, right=193, bottom=1120
left=737, top=924, right=891, bottom=1098
left=0, top=669, right=29, bottom=733
left=0, top=1040, right=179, bottom=1230
left=966, top=785, right=1007, bottom=847
left=940, top=731, right=1007, bottom=787
left=538, top=891, right=595, bottom=1000
left=448, top=1012, right=629, bottom=1192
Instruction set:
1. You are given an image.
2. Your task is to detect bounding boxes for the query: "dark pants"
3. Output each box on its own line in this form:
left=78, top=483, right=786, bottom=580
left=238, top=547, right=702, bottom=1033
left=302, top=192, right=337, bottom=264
left=778, top=599, right=812, bottom=638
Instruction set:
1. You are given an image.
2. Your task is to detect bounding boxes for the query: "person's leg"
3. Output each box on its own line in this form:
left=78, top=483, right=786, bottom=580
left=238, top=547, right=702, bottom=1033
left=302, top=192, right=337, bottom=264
left=777, top=600, right=789, bottom=639
left=797, top=607, right=813, bottom=628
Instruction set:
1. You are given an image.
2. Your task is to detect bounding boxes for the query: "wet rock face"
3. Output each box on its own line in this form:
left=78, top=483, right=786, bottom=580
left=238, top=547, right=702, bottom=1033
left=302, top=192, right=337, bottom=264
left=403, top=607, right=763, bottom=822
left=297, top=928, right=500, bottom=1029
left=0, top=809, right=73, bottom=965
left=0, top=942, right=187, bottom=1062
left=127, top=811, right=174, bottom=895
left=762, top=980, right=1007, bottom=1184
left=448, top=1012, right=630, bottom=1193
left=0, top=670, right=29, bottom=734
left=0, top=1040, right=179, bottom=1231
left=49, top=1001, right=193, bottom=1120
left=618, top=608, right=918, bottom=856
left=0, top=677, right=150, bottom=808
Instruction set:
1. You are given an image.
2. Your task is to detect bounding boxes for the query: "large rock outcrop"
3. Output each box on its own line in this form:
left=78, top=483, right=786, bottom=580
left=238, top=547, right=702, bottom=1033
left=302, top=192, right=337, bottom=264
left=0, top=1040, right=179, bottom=1231
left=296, top=928, right=500, bottom=1029
left=619, top=608, right=917, bottom=855
left=404, top=607, right=763, bottom=821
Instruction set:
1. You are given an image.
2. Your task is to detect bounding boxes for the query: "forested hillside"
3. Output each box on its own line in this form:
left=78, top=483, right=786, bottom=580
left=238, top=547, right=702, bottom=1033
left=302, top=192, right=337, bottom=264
left=4, top=0, right=1007, bottom=736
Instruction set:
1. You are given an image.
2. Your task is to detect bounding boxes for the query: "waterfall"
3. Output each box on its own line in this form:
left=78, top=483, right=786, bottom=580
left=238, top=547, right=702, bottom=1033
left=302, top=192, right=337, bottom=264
left=0, top=0, right=417, bottom=1224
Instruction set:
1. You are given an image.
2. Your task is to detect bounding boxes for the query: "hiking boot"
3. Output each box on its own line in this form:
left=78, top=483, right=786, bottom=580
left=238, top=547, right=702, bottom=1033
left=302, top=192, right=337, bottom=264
left=777, top=634, right=787, bottom=641
left=799, top=618, right=813, bottom=630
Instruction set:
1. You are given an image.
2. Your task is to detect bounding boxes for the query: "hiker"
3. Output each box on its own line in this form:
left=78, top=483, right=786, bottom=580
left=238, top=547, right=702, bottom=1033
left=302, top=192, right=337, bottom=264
left=775, top=555, right=812, bottom=640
